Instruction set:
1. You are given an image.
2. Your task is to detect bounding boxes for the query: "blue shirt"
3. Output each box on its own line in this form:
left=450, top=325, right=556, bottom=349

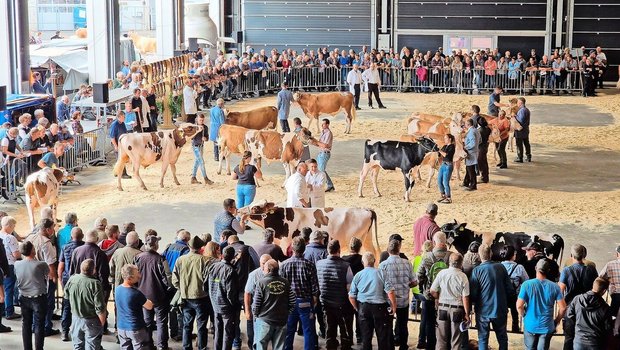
left=162, top=240, right=189, bottom=272
left=0, top=128, right=7, bottom=140
left=349, top=267, right=393, bottom=304
left=464, top=127, right=480, bottom=166
left=57, top=223, right=75, bottom=255
left=515, top=106, right=530, bottom=136
left=109, top=120, right=128, bottom=143
left=58, top=239, right=84, bottom=284
left=124, top=111, right=137, bottom=130
left=276, top=89, right=294, bottom=120
left=41, top=152, right=59, bottom=168
left=115, top=285, right=147, bottom=331
left=339, top=56, right=351, bottom=67
left=470, top=261, right=514, bottom=318
left=518, top=278, right=563, bottom=334
left=121, top=66, right=130, bottom=76
left=56, top=101, right=70, bottom=122
left=209, top=106, right=226, bottom=141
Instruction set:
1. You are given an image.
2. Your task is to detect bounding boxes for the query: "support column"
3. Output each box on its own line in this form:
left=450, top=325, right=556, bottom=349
left=86, top=0, right=120, bottom=83
left=7, top=0, right=32, bottom=94
left=0, top=2, right=12, bottom=92
left=156, top=0, right=176, bottom=60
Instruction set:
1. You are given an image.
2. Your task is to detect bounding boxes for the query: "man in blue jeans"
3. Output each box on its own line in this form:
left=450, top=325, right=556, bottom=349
left=280, top=237, right=319, bottom=350
left=312, top=119, right=335, bottom=192
left=470, top=243, right=514, bottom=350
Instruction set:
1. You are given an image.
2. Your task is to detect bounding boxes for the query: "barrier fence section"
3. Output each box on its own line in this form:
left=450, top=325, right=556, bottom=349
left=227, top=66, right=585, bottom=97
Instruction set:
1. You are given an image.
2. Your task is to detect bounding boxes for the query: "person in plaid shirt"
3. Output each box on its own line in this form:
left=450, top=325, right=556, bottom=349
left=599, top=245, right=620, bottom=316
left=379, top=239, right=417, bottom=350
left=279, top=236, right=319, bottom=350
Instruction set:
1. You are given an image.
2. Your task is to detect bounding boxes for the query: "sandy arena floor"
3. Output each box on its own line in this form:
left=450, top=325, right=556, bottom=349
left=3, top=88, right=620, bottom=349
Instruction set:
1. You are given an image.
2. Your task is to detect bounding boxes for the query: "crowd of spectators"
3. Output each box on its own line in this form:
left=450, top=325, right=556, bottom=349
left=0, top=203, right=620, bottom=350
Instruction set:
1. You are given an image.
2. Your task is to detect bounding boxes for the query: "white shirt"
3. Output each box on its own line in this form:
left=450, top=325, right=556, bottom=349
left=305, top=171, right=326, bottom=208
left=430, top=267, right=470, bottom=306
left=285, top=172, right=309, bottom=208
left=0, top=231, right=19, bottom=265
left=347, top=69, right=363, bottom=85
left=140, top=96, right=150, bottom=128
left=183, top=85, right=198, bottom=114
left=362, top=68, right=381, bottom=85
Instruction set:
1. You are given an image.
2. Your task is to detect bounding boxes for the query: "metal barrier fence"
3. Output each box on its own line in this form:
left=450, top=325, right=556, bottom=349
left=227, top=66, right=585, bottom=97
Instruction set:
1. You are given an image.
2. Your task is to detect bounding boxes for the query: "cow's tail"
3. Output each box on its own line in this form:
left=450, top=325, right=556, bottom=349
left=370, top=209, right=380, bottom=253
left=113, top=145, right=129, bottom=177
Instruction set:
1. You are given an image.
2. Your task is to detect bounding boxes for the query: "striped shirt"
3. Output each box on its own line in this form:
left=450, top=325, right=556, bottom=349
left=600, top=259, right=620, bottom=294
left=280, top=255, right=319, bottom=300
left=379, top=255, right=417, bottom=308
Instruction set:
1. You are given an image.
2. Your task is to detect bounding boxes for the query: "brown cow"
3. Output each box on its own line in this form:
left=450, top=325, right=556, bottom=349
left=113, top=123, right=202, bottom=191
left=24, top=167, right=65, bottom=229
left=217, top=124, right=250, bottom=175
left=293, top=91, right=356, bottom=134
left=409, top=112, right=446, bottom=123
left=128, top=31, right=157, bottom=55
left=224, top=106, right=278, bottom=130
left=406, top=117, right=454, bottom=135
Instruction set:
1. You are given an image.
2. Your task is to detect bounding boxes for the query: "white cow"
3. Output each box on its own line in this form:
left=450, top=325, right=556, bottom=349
left=24, top=167, right=65, bottom=229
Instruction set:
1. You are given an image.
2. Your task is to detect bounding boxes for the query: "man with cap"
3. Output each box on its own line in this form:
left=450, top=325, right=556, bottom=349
left=135, top=235, right=173, bottom=350
left=599, top=244, right=620, bottom=317
left=208, top=245, right=240, bottom=350
left=379, top=239, right=417, bottom=350
left=522, top=242, right=559, bottom=281
left=413, top=203, right=440, bottom=256
left=172, top=235, right=211, bottom=350
left=379, top=234, right=409, bottom=263
left=517, top=259, right=566, bottom=350
left=276, top=82, right=294, bottom=132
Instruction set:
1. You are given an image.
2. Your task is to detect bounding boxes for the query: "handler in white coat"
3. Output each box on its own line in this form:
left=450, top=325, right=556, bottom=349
left=284, top=162, right=310, bottom=208
left=305, top=159, right=326, bottom=207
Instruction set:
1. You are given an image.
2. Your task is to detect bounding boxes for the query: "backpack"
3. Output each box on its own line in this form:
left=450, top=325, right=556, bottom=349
left=507, top=264, right=521, bottom=291
left=428, top=252, right=450, bottom=285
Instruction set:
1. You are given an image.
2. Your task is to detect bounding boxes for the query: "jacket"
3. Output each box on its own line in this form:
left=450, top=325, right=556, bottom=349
left=135, top=250, right=173, bottom=305
left=303, top=242, right=328, bottom=265
left=208, top=260, right=239, bottom=314
left=566, top=291, right=612, bottom=346
left=162, top=240, right=190, bottom=272
left=172, top=252, right=210, bottom=300
left=229, top=241, right=259, bottom=303
left=464, top=127, right=481, bottom=166
left=109, top=246, right=142, bottom=288
left=252, top=272, right=295, bottom=326
left=315, top=256, right=352, bottom=307
left=70, top=242, right=111, bottom=291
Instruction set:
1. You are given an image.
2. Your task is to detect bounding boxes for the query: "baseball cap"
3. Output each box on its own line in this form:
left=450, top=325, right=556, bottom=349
left=522, top=241, right=542, bottom=252
left=188, top=236, right=205, bottom=250
left=309, top=231, right=327, bottom=242
left=388, top=233, right=404, bottom=242
left=535, top=259, right=551, bottom=274
left=426, top=203, right=438, bottom=215
left=145, top=235, right=161, bottom=247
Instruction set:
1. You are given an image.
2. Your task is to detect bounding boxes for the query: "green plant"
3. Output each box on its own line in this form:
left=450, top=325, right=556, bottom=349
left=155, top=99, right=163, bottom=113
left=168, top=92, right=182, bottom=117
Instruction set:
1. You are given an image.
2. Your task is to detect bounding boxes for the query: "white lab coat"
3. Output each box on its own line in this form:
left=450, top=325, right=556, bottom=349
left=284, top=172, right=309, bottom=208
left=305, top=171, right=326, bottom=208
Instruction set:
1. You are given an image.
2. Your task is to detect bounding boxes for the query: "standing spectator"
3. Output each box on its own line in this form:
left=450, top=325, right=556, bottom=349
left=346, top=64, right=363, bottom=110
left=98, top=224, right=124, bottom=260
left=477, top=117, right=491, bottom=183
left=595, top=46, right=607, bottom=89
left=412, top=203, right=440, bottom=256
left=63, top=259, right=106, bottom=350
left=437, top=134, right=456, bottom=203
left=517, top=259, right=566, bottom=350
left=276, top=82, right=294, bottom=132
left=116, top=264, right=154, bottom=350
left=56, top=95, right=71, bottom=122
left=304, top=230, right=328, bottom=264
left=349, top=252, right=396, bottom=350
left=233, top=151, right=263, bottom=208
left=190, top=114, right=213, bottom=185
left=514, top=97, right=531, bottom=163
left=379, top=239, right=417, bottom=350
left=109, top=111, right=130, bottom=178
left=244, top=254, right=272, bottom=349
left=361, top=63, right=386, bottom=109
left=463, top=241, right=482, bottom=277
left=213, top=199, right=247, bottom=243
left=430, top=253, right=470, bottom=350
left=56, top=212, right=78, bottom=255
left=15, top=241, right=49, bottom=350
left=183, top=79, right=198, bottom=124
left=0, top=216, right=21, bottom=320
left=135, top=235, right=172, bottom=350
left=462, top=118, right=480, bottom=191
left=490, top=110, right=511, bottom=169
left=252, top=259, right=296, bottom=350
left=253, top=229, right=286, bottom=262
left=305, top=158, right=326, bottom=208
left=599, top=244, right=620, bottom=316
left=25, top=218, right=59, bottom=336
left=129, top=88, right=143, bottom=131
left=499, top=245, right=529, bottom=332
left=558, top=244, right=599, bottom=350
left=566, top=277, right=613, bottom=350
left=522, top=242, right=560, bottom=281
left=161, top=229, right=190, bottom=341
left=293, top=118, right=311, bottom=162
left=280, top=236, right=320, bottom=350
left=285, top=162, right=310, bottom=208
left=379, top=233, right=409, bottom=263
left=316, top=240, right=354, bottom=350
left=209, top=245, right=239, bottom=350
left=172, top=235, right=210, bottom=350
left=123, top=101, right=138, bottom=132
left=209, top=98, right=226, bottom=161
left=342, top=237, right=364, bottom=344
left=57, top=227, right=84, bottom=341
left=470, top=243, right=514, bottom=350
left=0, top=229, right=10, bottom=333
left=311, top=118, right=335, bottom=192
left=109, top=231, right=140, bottom=289
left=484, top=56, right=497, bottom=91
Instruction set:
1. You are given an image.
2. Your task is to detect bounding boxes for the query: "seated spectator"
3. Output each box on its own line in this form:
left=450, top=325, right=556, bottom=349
left=37, top=142, right=64, bottom=169
left=56, top=95, right=71, bottom=122
left=58, top=124, right=74, bottom=146
left=45, top=124, right=60, bottom=145
left=1, top=127, right=23, bottom=160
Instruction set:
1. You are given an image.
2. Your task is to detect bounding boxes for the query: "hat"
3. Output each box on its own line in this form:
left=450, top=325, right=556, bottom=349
left=468, top=241, right=481, bottom=253
left=522, top=242, right=542, bottom=252
left=188, top=236, right=205, bottom=250
left=145, top=235, right=161, bottom=247
left=309, top=231, right=327, bottom=242
left=426, top=203, right=438, bottom=215
left=388, top=233, right=404, bottom=242
left=535, top=259, right=551, bottom=274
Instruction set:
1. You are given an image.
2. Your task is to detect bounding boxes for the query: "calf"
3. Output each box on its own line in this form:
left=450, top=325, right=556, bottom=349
left=358, top=137, right=439, bottom=202
left=293, top=91, right=356, bottom=134
left=25, top=167, right=65, bottom=229
left=224, top=106, right=278, bottom=130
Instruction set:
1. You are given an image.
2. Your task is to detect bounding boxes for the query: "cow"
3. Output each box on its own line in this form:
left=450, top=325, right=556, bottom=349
left=127, top=31, right=157, bottom=54
left=440, top=220, right=564, bottom=266
left=408, top=112, right=447, bottom=124
left=358, top=137, right=439, bottom=202
left=24, top=167, right=65, bottom=229
left=224, top=106, right=278, bottom=130
left=407, top=118, right=450, bottom=135
left=241, top=201, right=381, bottom=259
left=217, top=124, right=250, bottom=175
left=244, top=128, right=313, bottom=185
left=113, top=123, right=202, bottom=191
left=293, top=91, right=356, bottom=134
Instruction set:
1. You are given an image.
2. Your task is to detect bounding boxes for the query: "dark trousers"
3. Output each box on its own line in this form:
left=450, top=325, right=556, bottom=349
left=324, top=304, right=354, bottom=350
left=144, top=304, right=170, bottom=349
left=353, top=84, right=361, bottom=108
left=169, top=306, right=184, bottom=338
left=182, top=298, right=209, bottom=350
left=149, top=112, right=159, bottom=131
left=516, top=136, right=531, bottom=161
left=214, top=310, right=236, bottom=350
left=478, top=143, right=489, bottom=182
left=610, top=293, right=620, bottom=319
left=358, top=302, right=393, bottom=350
left=247, top=318, right=255, bottom=350
left=394, top=307, right=409, bottom=350
left=61, top=297, right=72, bottom=334
left=422, top=300, right=437, bottom=350
left=233, top=307, right=242, bottom=349
left=280, top=119, right=290, bottom=133
left=33, top=280, right=55, bottom=332
left=367, top=83, right=384, bottom=107
left=316, top=299, right=326, bottom=338
left=463, top=164, right=478, bottom=189
left=562, top=315, right=575, bottom=350
left=213, top=142, right=220, bottom=161
left=496, top=139, right=508, bottom=167
left=20, top=295, right=47, bottom=350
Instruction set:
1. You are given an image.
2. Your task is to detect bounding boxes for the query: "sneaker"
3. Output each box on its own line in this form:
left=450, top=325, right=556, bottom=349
left=0, top=324, right=12, bottom=333
left=61, top=331, right=70, bottom=341
left=514, top=158, right=523, bottom=163
left=378, top=105, right=387, bottom=109
left=45, top=328, right=61, bottom=337
left=416, top=341, right=426, bottom=349
left=5, top=313, right=21, bottom=320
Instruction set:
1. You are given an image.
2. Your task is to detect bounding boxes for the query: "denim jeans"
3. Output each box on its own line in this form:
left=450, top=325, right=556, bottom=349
left=192, top=145, right=207, bottom=178
left=20, top=295, right=47, bottom=350
left=477, top=314, right=508, bottom=350
left=4, top=265, right=16, bottom=315
left=254, top=317, right=287, bottom=350
left=317, top=151, right=333, bottom=188
left=61, top=297, right=72, bottom=334
left=523, top=330, right=553, bottom=350
left=414, top=294, right=427, bottom=344
left=213, top=141, right=220, bottom=161
left=280, top=119, right=290, bottom=133
left=71, top=316, right=103, bottom=350
left=143, top=304, right=170, bottom=348
left=236, top=184, right=257, bottom=208
left=422, top=300, right=437, bottom=349
left=182, top=298, right=209, bottom=350
left=214, top=310, right=236, bottom=350
left=437, top=162, right=454, bottom=198
left=285, top=298, right=317, bottom=350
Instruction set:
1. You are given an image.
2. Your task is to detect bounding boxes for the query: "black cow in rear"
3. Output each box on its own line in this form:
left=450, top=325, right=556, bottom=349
left=357, top=137, right=439, bottom=201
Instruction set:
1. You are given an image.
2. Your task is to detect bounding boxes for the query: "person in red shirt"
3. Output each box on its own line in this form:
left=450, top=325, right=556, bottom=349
left=98, top=225, right=124, bottom=261
left=413, top=203, right=440, bottom=256
left=490, top=110, right=511, bottom=169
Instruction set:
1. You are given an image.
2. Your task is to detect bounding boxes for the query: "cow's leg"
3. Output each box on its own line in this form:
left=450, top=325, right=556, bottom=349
left=226, top=154, right=232, bottom=175
left=26, top=197, right=37, bottom=230
left=358, top=162, right=372, bottom=197
left=170, top=162, right=181, bottom=186
left=454, top=159, right=463, bottom=181
left=404, top=169, right=415, bottom=202
left=370, top=167, right=382, bottom=197
left=131, top=161, right=147, bottom=191
left=426, top=166, right=436, bottom=188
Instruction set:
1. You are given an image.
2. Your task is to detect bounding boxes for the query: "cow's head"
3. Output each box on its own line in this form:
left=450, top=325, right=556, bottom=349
left=51, top=168, right=66, bottom=182
left=448, top=120, right=463, bottom=138
left=222, top=108, right=230, bottom=117
left=295, top=127, right=313, bottom=146
left=440, top=219, right=478, bottom=255
left=452, top=112, right=464, bottom=125
left=416, top=135, right=439, bottom=154
left=173, top=123, right=203, bottom=148
left=292, top=92, right=304, bottom=102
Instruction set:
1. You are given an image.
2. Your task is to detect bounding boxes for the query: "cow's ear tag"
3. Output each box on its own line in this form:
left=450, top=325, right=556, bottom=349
left=459, top=227, right=464, bottom=231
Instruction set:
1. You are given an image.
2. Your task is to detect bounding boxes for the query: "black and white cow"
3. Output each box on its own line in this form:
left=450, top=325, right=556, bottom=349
left=358, top=137, right=439, bottom=202
left=441, top=220, right=565, bottom=265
